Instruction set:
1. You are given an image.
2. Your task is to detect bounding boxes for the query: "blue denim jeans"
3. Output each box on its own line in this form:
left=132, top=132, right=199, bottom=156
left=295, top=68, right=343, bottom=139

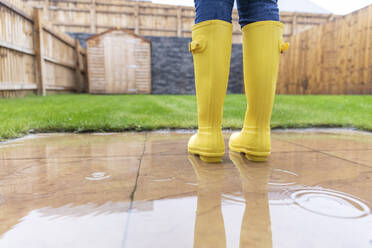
left=194, top=0, right=279, bottom=28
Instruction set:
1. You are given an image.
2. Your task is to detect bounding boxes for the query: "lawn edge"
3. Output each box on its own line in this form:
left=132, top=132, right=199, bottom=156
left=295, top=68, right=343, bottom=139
left=1, top=125, right=371, bottom=143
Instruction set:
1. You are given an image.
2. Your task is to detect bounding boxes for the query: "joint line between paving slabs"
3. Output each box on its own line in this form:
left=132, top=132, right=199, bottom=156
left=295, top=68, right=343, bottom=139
left=129, top=132, right=148, bottom=201
left=283, top=140, right=372, bottom=170
left=122, top=132, right=148, bottom=248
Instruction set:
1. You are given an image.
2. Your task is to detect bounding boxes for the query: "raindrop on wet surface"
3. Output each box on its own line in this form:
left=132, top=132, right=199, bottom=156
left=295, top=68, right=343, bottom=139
left=291, top=188, right=371, bottom=219
left=151, top=177, right=175, bottom=182
left=85, top=172, right=111, bottom=181
left=185, top=182, right=198, bottom=186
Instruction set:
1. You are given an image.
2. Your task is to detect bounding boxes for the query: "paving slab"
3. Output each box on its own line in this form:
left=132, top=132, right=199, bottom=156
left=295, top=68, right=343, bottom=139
left=273, top=130, right=372, bottom=151
left=0, top=130, right=371, bottom=248
left=323, top=150, right=372, bottom=169
left=0, top=133, right=146, bottom=160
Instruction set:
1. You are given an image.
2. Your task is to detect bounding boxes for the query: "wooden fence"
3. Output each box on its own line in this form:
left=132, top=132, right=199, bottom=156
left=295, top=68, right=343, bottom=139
left=0, top=0, right=87, bottom=98
left=277, top=4, right=372, bottom=94
left=22, top=0, right=334, bottom=43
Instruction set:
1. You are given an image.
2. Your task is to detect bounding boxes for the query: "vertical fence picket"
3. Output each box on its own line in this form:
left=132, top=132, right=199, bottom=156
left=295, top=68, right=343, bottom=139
left=34, top=8, right=46, bottom=96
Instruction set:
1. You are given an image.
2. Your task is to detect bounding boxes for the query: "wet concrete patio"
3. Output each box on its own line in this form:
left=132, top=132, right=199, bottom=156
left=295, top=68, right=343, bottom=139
left=0, top=130, right=372, bottom=248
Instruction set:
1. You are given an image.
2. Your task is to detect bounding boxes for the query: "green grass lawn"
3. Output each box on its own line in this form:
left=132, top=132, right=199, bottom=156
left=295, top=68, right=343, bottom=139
left=0, top=94, right=371, bottom=141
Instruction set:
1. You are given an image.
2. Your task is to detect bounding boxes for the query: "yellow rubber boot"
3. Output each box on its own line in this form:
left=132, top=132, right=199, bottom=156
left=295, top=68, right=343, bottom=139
left=229, top=21, right=289, bottom=162
left=188, top=20, right=233, bottom=163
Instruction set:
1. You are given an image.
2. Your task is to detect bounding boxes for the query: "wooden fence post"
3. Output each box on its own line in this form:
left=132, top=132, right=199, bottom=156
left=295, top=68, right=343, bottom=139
left=83, top=53, right=89, bottom=93
left=134, top=2, right=140, bottom=35
left=75, top=40, right=83, bottom=93
left=90, top=0, right=96, bottom=33
left=34, top=8, right=46, bottom=96
left=177, top=7, right=182, bottom=37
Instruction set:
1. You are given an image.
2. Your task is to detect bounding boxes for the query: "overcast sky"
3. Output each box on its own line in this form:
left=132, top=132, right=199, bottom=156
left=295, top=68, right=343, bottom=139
left=152, top=0, right=372, bottom=15
left=311, top=0, right=371, bottom=14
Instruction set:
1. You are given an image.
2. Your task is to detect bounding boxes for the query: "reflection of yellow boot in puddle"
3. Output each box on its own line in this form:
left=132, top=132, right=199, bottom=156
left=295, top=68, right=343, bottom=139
left=188, top=155, right=226, bottom=248
left=229, top=151, right=273, bottom=248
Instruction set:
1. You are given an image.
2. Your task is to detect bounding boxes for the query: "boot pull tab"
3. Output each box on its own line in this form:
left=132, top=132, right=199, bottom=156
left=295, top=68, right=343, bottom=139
left=189, top=35, right=207, bottom=54
left=280, top=38, right=289, bottom=54
left=189, top=41, right=200, bottom=52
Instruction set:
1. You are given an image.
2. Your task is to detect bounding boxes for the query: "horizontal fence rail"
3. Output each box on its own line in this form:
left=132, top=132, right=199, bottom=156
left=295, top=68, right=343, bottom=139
left=0, top=0, right=87, bottom=97
left=277, top=4, right=372, bottom=94
left=22, top=0, right=334, bottom=43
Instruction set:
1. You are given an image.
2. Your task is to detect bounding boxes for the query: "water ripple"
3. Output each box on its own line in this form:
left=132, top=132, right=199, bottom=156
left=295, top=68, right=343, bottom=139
left=291, top=188, right=371, bottom=219
left=269, top=169, right=299, bottom=186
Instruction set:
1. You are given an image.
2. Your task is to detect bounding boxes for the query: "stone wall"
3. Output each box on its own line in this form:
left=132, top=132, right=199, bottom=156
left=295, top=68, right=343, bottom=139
left=69, top=33, right=243, bottom=94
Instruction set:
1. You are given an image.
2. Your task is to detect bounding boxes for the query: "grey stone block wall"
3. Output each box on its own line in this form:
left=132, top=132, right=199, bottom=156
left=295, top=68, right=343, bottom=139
left=146, top=36, right=195, bottom=94
left=228, top=43, right=244, bottom=94
left=68, top=33, right=243, bottom=94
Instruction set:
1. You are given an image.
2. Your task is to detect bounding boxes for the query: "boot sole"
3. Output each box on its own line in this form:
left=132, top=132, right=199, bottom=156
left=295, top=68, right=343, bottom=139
left=244, top=153, right=268, bottom=162
left=229, top=145, right=269, bottom=162
left=188, top=152, right=224, bottom=163
left=188, top=149, right=224, bottom=163
left=199, top=155, right=223, bottom=163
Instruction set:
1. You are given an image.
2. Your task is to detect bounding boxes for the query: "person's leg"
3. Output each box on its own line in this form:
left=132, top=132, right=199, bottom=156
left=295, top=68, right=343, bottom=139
left=188, top=0, right=234, bottom=163
left=195, top=0, right=235, bottom=24
left=229, top=0, right=288, bottom=161
left=236, top=0, right=280, bottom=27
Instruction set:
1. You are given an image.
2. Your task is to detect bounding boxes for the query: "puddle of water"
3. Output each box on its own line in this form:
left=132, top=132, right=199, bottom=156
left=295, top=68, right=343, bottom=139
left=1, top=132, right=372, bottom=248
left=0, top=203, right=130, bottom=248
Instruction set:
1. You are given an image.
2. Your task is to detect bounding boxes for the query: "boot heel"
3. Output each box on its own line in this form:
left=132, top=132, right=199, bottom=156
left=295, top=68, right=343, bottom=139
left=245, top=153, right=268, bottom=162
left=200, top=155, right=223, bottom=163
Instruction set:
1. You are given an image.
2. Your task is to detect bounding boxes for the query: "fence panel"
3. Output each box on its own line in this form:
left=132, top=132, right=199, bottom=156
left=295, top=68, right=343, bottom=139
left=277, top=4, right=372, bottom=94
left=0, top=0, right=87, bottom=97
left=0, top=0, right=36, bottom=97
left=22, top=0, right=334, bottom=43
